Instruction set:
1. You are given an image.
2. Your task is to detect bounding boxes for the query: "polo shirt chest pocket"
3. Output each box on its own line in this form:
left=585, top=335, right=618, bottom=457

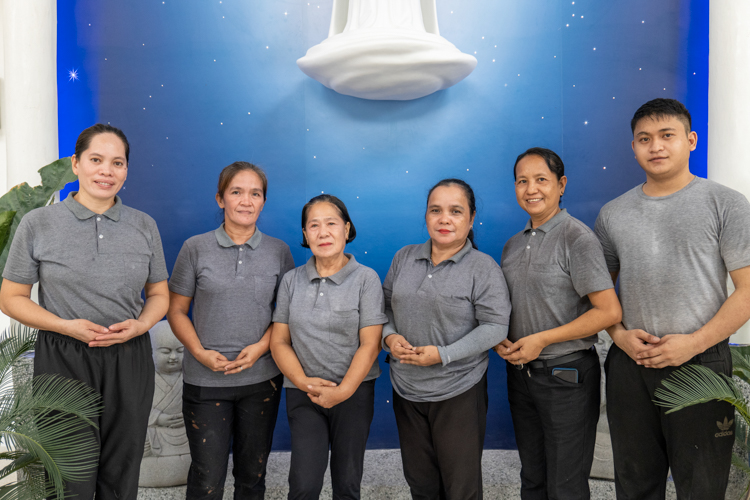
left=116, top=253, right=151, bottom=292
left=527, top=263, right=570, bottom=298
left=254, top=276, right=278, bottom=306
left=329, top=309, right=360, bottom=346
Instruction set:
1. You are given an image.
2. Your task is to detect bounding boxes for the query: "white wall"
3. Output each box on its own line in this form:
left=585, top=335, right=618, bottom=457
left=708, top=0, right=750, bottom=344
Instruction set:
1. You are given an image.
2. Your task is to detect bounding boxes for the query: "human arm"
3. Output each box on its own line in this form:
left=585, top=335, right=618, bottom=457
left=0, top=279, right=110, bottom=343
left=223, top=323, right=273, bottom=375
left=636, top=265, right=750, bottom=368
left=166, top=291, right=229, bottom=371
left=307, top=324, right=382, bottom=408
left=269, top=322, right=337, bottom=391
left=88, top=280, right=170, bottom=347
left=501, top=288, right=622, bottom=364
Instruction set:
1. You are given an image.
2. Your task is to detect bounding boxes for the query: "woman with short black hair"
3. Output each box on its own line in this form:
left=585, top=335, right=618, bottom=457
left=271, top=194, right=386, bottom=500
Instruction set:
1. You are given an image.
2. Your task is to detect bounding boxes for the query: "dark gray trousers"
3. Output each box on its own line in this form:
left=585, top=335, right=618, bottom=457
left=34, top=329, right=155, bottom=500
left=286, top=380, right=375, bottom=500
left=506, top=349, right=600, bottom=500
left=606, top=341, right=734, bottom=500
left=393, top=372, right=488, bottom=500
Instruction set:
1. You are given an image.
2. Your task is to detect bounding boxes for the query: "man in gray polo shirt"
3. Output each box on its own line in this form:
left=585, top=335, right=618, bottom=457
left=595, top=98, right=750, bottom=499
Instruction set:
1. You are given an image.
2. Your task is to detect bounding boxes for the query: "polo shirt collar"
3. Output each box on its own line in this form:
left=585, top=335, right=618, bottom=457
left=305, top=254, right=358, bottom=284
left=523, top=208, right=569, bottom=234
left=214, top=224, right=263, bottom=249
left=415, top=239, right=472, bottom=264
left=63, top=192, right=122, bottom=221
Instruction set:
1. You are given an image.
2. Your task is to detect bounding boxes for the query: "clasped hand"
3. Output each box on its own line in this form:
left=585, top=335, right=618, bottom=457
left=385, top=334, right=442, bottom=366
left=494, top=335, right=545, bottom=365
left=195, top=342, right=266, bottom=374
left=303, top=378, right=348, bottom=409
left=67, top=318, right=147, bottom=347
left=619, top=329, right=699, bottom=368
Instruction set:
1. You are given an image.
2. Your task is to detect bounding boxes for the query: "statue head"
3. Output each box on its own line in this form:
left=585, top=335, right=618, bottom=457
left=150, top=321, right=184, bottom=375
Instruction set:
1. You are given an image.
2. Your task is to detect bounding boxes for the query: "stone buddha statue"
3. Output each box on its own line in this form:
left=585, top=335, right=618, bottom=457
left=139, top=320, right=192, bottom=487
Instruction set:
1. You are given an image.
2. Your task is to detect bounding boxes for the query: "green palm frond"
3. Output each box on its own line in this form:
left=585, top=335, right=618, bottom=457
left=653, top=364, right=750, bottom=422
left=0, top=324, right=103, bottom=499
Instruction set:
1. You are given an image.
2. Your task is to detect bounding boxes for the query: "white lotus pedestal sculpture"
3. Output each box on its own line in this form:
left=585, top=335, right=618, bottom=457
left=298, top=0, right=477, bottom=100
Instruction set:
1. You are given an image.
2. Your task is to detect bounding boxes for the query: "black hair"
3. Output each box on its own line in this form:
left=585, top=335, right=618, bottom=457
left=74, top=123, right=130, bottom=163
left=630, top=98, right=692, bottom=135
left=217, top=161, right=268, bottom=200
left=426, top=178, right=478, bottom=249
left=300, top=194, right=357, bottom=248
left=513, top=147, right=565, bottom=181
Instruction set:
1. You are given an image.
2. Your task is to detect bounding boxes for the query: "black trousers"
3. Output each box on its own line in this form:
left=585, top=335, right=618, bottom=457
left=182, top=374, right=283, bottom=500
left=506, top=349, right=600, bottom=500
left=286, top=380, right=375, bottom=500
left=393, top=372, right=488, bottom=500
left=606, top=342, right=735, bottom=500
left=34, top=329, right=155, bottom=500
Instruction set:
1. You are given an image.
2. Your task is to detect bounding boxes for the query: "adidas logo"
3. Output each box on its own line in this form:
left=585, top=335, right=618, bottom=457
left=715, top=417, right=734, bottom=438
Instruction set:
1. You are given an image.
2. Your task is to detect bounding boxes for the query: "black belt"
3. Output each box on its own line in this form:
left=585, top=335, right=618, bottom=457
left=515, top=348, right=592, bottom=371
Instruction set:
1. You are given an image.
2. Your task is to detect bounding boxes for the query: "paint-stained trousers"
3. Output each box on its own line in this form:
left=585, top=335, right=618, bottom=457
left=34, top=329, right=155, bottom=500
left=606, top=341, right=735, bottom=500
left=182, top=374, right=283, bottom=500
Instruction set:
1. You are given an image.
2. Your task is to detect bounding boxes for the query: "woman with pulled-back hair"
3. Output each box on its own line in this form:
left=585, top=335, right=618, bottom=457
left=168, top=161, right=294, bottom=499
left=0, top=124, right=170, bottom=498
left=382, top=179, right=512, bottom=499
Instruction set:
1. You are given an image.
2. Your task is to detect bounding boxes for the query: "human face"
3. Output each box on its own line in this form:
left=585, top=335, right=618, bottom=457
left=631, top=116, right=697, bottom=181
left=303, top=202, right=350, bottom=261
left=514, top=155, right=566, bottom=226
left=216, top=170, right=266, bottom=230
left=71, top=133, right=128, bottom=207
left=426, top=185, right=475, bottom=250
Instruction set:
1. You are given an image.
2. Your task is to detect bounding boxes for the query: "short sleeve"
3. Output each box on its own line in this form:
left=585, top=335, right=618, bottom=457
left=272, top=270, right=294, bottom=324
left=358, top=269, right=387, bottom=329
left=168, top=242, right=197, bottom=297
left=594, top=208, right=620, bottom=273
left=278, top=246, right=295, bottom=289
left=2, top=215, right=39, bottom=284
left=146, top=217, right=169, bottom=283
left=720, top=195, right=750, bottom=272
left=569, top=231, right=615, bottom=297
left=472, top=260, right=511, bottom=325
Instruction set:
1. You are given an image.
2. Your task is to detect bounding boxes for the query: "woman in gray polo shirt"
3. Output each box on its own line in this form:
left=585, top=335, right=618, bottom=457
left=167, top=162, right=294, bottom=499
left=270, top=194, right=387, bottom=500
left=498, top=148, right=621, bottom=500
left=383, top=178, right=511, bottom=500
left=0, top=124, right=170, bottom=499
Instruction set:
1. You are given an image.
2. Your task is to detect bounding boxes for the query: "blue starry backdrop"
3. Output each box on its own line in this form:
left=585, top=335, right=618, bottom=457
left=57, top=0, right=708, bottom=449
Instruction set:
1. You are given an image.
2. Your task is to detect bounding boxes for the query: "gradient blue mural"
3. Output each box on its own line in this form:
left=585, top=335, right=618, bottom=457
left=57, top=0, right=708, bottom=450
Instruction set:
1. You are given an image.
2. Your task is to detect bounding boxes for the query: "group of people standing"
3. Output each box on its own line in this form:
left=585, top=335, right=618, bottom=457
left=0, top=96, right=748, bottom=500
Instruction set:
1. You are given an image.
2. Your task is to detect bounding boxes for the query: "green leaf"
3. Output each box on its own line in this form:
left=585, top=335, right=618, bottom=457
left=0, top=157, right=76, bottom=287
left=0, top=211, right=16, bottom=257
left=732, top=348, right=750, bottom=384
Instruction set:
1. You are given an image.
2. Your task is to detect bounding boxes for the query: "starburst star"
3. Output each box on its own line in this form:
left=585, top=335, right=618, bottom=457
left=68, top=68, right=79, bottom=81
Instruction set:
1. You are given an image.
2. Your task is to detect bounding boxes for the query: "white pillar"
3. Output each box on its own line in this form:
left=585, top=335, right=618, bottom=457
left=708, top=0, right=750, bottom=344
left=0, top=0, right=59, bottom=333
left=2, top=0, right=58, bottom=189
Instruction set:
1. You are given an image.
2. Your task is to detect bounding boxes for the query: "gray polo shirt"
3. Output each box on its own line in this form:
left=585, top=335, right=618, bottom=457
left=595, top=177, right=750, bottom=337
left=501, top=209, right=613, bottom=359
left=169, top=225, right=294, bottom=387
left=3, top=192, right=169, bottom=329
left=272, top=255, right=387, bottom=389
left=383, top=241, right=511, bottom=402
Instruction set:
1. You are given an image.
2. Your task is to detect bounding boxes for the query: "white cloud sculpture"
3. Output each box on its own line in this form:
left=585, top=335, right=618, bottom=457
left=297, top=0, right=477, bottom=101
